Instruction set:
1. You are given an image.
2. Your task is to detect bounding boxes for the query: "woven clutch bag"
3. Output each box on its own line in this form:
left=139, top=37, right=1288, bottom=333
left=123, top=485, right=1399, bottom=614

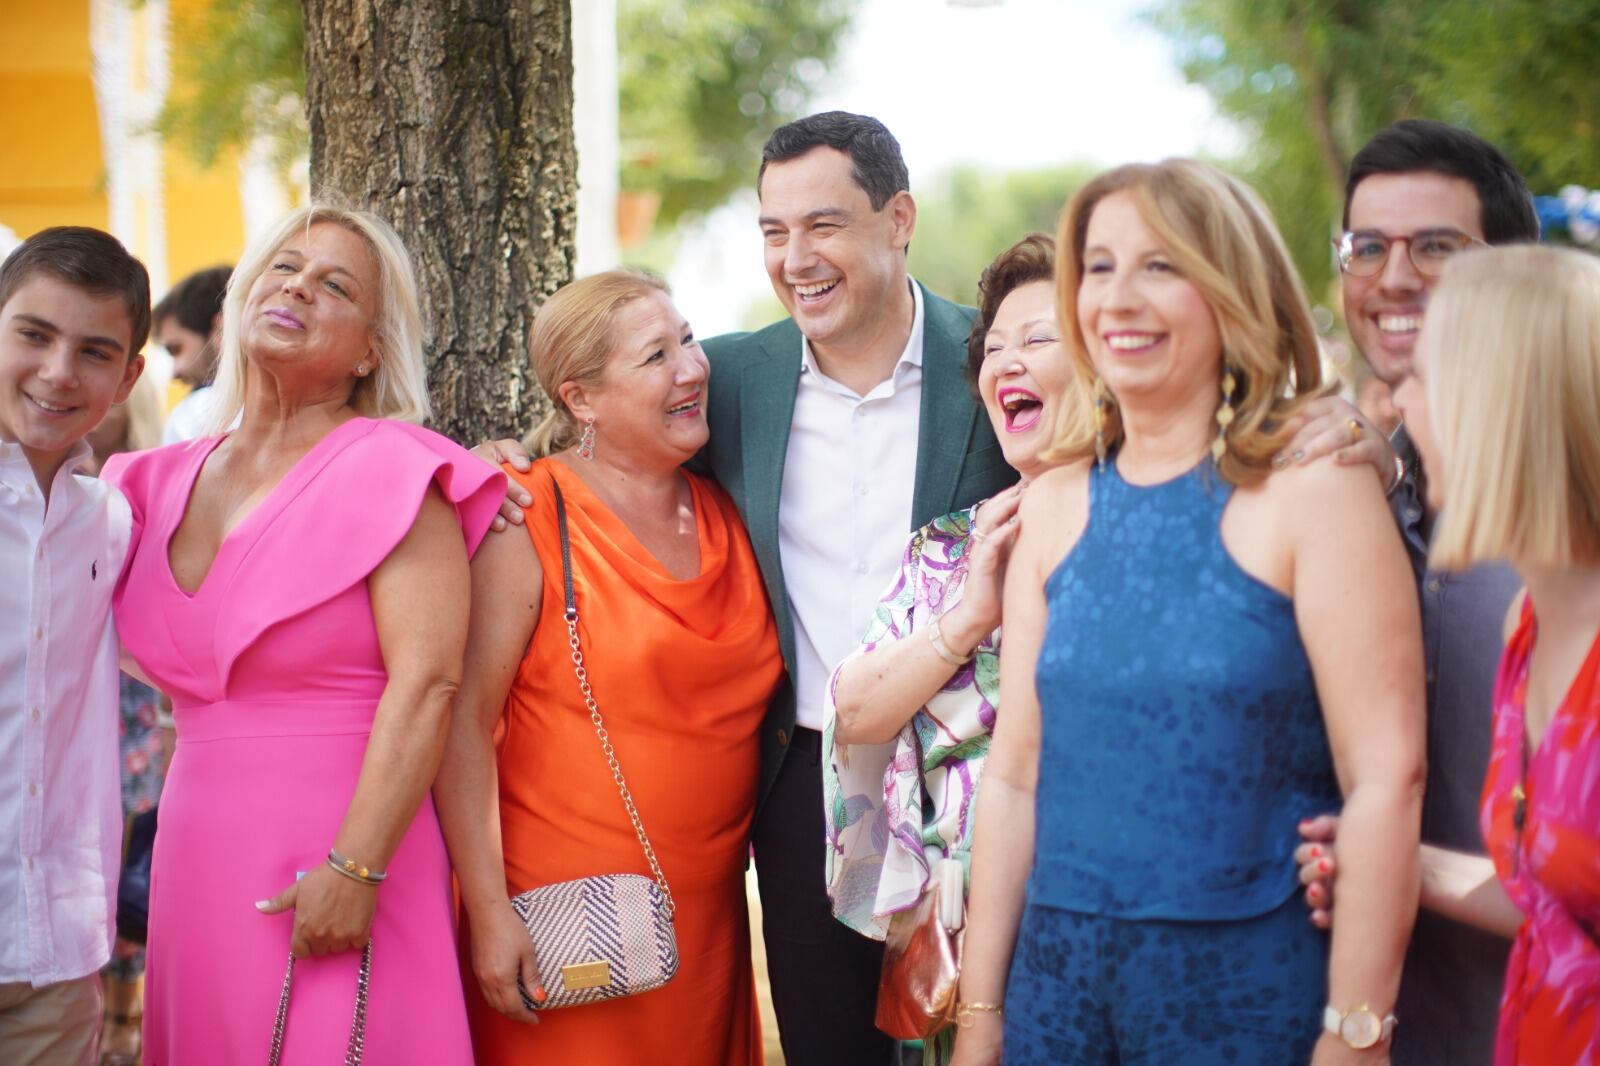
left=511, top=873, right=679, bottom=1010
left=508, top=475, right=680, bottom=1012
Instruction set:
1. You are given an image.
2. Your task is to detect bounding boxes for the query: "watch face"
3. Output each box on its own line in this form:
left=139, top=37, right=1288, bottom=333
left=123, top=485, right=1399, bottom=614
left=1340, top=1009, right=1382, bottom=1049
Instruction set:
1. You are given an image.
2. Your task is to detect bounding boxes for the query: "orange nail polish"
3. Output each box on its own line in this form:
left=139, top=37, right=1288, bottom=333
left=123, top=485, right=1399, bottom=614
left=533, top=986, right=547, bottom=1003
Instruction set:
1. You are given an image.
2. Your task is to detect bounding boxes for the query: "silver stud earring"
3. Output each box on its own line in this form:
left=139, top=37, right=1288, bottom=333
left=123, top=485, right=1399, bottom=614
left=354, top=364, right=368, bottom=377
left=577, top=417, right=597, bottom=461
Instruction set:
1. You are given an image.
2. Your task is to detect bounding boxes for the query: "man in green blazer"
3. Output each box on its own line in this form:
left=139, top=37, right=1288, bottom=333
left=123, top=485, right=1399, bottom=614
left=701, top=112, right=1016, bottom=1065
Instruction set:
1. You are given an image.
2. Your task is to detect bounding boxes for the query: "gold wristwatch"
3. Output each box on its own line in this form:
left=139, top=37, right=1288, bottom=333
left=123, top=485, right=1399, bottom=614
left=1323, top=1003, right=1398, bottom=1049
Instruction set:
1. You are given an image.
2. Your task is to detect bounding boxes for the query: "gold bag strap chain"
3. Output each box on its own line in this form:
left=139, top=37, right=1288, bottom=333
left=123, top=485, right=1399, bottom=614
left=551, top=474, right=676, bottom=919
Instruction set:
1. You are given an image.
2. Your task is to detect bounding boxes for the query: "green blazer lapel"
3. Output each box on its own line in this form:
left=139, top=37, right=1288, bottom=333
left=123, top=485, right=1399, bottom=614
left=912, top=284, right=982, bottom=528
left=740, top=325, right=803, bottom=668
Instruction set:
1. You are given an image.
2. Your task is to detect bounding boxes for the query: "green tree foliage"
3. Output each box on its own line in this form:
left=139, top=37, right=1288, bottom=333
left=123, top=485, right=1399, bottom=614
left=618, top=0, right=853, bottom=227
left=907, top=163, right=1096, bottom=307
left=156, top=0, right=853, bottom=227
left=155, top=0, right=307, bottom=171
left=1151, top=0, right=1600, bottom=295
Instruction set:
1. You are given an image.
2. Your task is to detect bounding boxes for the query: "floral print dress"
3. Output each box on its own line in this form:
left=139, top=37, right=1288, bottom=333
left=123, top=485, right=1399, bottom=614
left=823, top=503, right=998, bottom=936
left=1481, top=602, right=1600, bottom=1064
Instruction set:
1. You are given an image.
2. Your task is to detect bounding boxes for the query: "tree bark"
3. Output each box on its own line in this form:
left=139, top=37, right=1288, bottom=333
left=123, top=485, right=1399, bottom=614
left=301, top=0, right=576, bottom=444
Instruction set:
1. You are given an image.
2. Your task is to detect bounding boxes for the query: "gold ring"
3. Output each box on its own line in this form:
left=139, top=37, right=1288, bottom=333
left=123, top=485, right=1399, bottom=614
left=1346, top=417, right=1363, bottom=443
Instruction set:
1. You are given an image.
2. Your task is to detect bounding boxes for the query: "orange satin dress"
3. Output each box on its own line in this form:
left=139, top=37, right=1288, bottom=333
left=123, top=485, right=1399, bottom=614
left=468, top=458, right=783, bottom=1065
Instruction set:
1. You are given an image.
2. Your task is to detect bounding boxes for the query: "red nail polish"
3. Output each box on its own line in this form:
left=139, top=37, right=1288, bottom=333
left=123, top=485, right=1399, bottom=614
left=1318, top=859, right=1331, bottom=874
left=1309, top=846, right=1321, bottom=859
left=533, top=986, right=547, bottom=1003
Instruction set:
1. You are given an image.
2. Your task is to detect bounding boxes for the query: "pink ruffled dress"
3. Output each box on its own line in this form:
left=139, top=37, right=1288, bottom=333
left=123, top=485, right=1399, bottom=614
left=103, top=417, right=501, bottom=1065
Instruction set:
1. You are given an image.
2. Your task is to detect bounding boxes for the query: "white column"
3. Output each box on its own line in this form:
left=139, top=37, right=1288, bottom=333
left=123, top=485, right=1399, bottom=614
left=571, top=0, right=619, bottom=275
left=90, top=0, right=171, bottom=291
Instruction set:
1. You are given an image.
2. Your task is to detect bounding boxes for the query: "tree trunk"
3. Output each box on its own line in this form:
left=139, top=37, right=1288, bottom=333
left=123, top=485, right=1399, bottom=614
left=301, top=0, right=576, bottom=444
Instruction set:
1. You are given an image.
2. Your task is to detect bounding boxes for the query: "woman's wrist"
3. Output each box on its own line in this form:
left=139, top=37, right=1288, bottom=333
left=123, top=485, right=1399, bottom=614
left=937, top=605, right=990, bottom=660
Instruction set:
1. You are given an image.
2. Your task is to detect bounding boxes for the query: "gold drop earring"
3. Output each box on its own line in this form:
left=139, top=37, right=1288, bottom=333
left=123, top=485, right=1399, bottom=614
left=1212, top=368, right=1237, bottom=463
left=1093, top=376, right=1110, bottom=471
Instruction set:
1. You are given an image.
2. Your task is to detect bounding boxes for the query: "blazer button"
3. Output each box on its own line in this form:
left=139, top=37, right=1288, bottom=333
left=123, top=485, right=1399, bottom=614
left=777, top=729, right=789, bottom=747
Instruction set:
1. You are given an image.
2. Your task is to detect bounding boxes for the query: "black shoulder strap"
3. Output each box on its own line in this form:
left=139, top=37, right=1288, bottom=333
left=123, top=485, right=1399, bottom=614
left=549, top=473, right=577, bottom=622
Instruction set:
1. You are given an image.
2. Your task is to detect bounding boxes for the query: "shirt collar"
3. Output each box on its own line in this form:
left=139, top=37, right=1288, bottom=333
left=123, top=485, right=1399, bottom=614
left=799, top=277, right=925, bottom=382
left=0, top=438, right=91, bottom=493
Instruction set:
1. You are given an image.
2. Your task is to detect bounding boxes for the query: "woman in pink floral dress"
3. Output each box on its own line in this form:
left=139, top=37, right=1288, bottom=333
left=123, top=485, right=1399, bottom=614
left=1302, top=245, right=1600, bottom=1063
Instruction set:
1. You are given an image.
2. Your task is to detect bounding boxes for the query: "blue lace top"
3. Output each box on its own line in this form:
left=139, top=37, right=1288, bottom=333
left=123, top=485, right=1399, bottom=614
left=1030, top=456, right=1341, bottom=920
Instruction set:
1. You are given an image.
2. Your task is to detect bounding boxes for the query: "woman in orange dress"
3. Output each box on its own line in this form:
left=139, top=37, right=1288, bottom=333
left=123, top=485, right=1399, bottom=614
left=436, top=269, right=783, bottom=1064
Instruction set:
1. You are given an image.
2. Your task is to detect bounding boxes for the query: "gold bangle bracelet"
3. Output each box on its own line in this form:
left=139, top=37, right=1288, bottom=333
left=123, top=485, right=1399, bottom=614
left=929, top=613, right=975, bottom=666
left=956, top=1001, right=1004, bottom=1028
left=327, top=849, right=386, bottom=885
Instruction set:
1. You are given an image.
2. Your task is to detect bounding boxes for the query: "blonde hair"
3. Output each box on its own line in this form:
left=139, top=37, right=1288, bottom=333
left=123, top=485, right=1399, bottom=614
left=523, top=269, right=670, bottom=456
left=121, top=370, right=164, bottom=451
left=206, top=202, right=430, bottom=432
left=1426, top=245, right=1600, bottom=569
left=1046, top=159, right=1324, bottom=485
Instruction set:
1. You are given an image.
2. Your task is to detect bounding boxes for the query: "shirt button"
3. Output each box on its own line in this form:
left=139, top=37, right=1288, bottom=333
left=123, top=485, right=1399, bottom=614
left=1426, top=671, right=1436, bottom=684
left=28, top=783, right=38, bottom=796
left=36, top=545, right=44, bottom=560
left=777, top=729, right=789, bottom=747
left=1426, top=578, right=1442, bottom=593
left=854, top=561, right=869, bottom=575
left=30, top=707, right=41, bottom=720
left=854, top=484, right=867, bottom=497
left=25, top=857, right=34, bottom=871
left=33, top=627, right=43, bottom=641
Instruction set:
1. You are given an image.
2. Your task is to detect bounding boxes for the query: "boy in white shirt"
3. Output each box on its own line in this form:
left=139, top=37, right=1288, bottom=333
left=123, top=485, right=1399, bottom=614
left=0, top=227, right=148, bottom=1064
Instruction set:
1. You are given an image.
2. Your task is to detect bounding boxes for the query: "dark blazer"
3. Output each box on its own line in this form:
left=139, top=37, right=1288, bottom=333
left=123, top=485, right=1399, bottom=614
left=701, top=281, right=1018, bottom=817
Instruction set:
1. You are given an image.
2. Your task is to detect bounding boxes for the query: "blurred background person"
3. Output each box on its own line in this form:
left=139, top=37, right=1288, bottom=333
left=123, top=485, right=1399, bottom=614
left=152, top=265, right=230, bottom=445
left=84, top=371, right=167, bottom=1066
left=822, top=234, right=1058, bottom=1065
left=952, top=160, right=1425, bottom=1065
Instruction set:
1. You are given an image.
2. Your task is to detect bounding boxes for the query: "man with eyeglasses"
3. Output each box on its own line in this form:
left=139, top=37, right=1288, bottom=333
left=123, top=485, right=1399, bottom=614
left=1296, top=119, right=1540, bottom=1066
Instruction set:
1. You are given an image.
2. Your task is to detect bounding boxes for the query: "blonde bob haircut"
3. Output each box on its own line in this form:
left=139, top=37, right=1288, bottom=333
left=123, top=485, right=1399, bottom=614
left=206, top=202, right=431, bottom=432
left=524, top=269, right=670, bottom=457
left=1046, top=159, right=1324, bottom=485
left=1426, top=245, right=1600, bottom=570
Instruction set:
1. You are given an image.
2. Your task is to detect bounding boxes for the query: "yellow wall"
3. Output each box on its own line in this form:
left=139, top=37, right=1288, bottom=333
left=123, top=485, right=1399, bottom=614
left=0, top=0, right=249, bottom=290
left=0, top=1, right=107, bottom=234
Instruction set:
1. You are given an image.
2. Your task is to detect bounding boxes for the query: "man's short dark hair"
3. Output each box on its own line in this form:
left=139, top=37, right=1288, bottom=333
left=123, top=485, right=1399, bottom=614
left=153, top=264, right=231, bottom=337
left=759, top=111, right=910, bottom=211
left=0, top=227, right=151, bottom=358
left=1344, top=120, right=1539, bottom=245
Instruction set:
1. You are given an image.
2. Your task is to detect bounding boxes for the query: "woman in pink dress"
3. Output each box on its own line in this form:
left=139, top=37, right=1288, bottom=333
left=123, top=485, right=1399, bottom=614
left=1301, top=245, right=1600, bottom=1063
left=103, top=205, right=501, bottom=1063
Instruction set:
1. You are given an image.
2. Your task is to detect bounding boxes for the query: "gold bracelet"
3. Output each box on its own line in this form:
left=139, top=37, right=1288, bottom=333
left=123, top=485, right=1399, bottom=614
left=956, top=1001, right=1003, bottom=1028
left=327, top=849, right=386, bottom=885
left=928, top=612, right=975, bottom=666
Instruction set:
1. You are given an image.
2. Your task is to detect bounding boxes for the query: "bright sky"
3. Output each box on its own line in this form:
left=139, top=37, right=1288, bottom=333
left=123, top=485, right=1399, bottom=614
left=669, top=0, right=1240, bottom=336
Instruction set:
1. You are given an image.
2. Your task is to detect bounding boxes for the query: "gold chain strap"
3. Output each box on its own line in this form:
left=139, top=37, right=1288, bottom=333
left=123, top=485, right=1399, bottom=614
left=562, top=612, right=677, bottom=920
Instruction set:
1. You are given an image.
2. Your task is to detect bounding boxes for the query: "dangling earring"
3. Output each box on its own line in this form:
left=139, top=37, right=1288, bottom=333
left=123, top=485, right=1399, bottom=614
left=1093, top=376, right=1110, bottom=471
left=576, top=417, right=597, bottom=461
left=1212, top=368, right=1237, bottom=463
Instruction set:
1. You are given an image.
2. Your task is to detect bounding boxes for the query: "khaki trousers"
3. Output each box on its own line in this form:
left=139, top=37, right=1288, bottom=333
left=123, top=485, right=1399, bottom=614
left=0, top=974, right=102, bottom=1066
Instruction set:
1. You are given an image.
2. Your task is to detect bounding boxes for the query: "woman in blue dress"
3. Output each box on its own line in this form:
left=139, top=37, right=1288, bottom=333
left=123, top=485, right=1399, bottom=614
left=950, top=159, right=1426, bottom=1065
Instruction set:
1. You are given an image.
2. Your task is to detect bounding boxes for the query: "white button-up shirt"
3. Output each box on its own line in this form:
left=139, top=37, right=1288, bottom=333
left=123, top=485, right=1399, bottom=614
left=0, top=440, right=129, bottom=985
left=779, top=282, right=924, bottom=731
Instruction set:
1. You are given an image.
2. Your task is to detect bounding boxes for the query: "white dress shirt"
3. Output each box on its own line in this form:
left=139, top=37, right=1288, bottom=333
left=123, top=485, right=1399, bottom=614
left=779, top=282, right=925, bottom=731
left=160, top=384, right=227, bottom=445
left=0, top=440, right=129, bottom=985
